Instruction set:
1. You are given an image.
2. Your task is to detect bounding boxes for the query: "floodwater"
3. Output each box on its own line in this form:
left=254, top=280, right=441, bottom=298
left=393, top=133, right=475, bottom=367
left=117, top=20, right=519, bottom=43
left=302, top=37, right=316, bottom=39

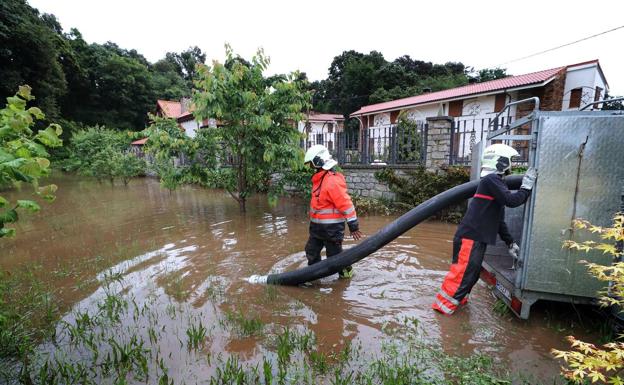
left=1, top=174, right=600, bottom=383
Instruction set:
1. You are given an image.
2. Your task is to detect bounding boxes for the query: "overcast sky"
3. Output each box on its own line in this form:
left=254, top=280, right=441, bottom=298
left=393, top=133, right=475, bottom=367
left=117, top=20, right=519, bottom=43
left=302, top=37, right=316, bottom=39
left=29, top=0, right=624, bottom=95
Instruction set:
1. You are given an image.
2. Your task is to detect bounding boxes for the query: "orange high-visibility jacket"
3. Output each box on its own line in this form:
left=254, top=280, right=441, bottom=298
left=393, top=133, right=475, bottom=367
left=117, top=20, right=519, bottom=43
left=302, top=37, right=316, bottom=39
left=309, top=170, right=358, bottom=240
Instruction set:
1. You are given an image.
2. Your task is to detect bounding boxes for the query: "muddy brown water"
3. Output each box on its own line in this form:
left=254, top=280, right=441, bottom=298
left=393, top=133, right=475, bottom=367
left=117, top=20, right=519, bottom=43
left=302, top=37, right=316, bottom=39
left=1, top=174, right=600, bottom=383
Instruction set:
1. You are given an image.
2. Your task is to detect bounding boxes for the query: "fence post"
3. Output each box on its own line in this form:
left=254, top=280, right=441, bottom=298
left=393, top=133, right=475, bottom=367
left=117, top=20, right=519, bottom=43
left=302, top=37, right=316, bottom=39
left=389, top=125, right=397, bottom=164
left=337, top=131, right=344, bottom=164
left=421, top=123, right=428, bottom=165
left=425, top=116, right=453, bottom=172
left=361, top=128, right=368, bottom=165
left=451, top=120, right=456, bottom=165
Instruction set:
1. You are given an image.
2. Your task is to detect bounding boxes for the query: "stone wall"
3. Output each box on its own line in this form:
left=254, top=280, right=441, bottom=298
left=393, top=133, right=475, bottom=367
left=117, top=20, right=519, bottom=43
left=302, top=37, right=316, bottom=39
left=425, top=116, right=453, bottom=171
left=342, top=165, right=417, bottom=200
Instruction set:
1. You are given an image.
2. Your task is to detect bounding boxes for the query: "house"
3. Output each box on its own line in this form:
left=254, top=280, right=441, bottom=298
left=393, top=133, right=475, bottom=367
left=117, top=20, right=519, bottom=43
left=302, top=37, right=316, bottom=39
left=298, top=112, right=344, bottom=153
left=350, top=59, right=609, bottom=164
left=155, top=99, right=183, bottom=119
left=132, top=99, right=218, bottom=148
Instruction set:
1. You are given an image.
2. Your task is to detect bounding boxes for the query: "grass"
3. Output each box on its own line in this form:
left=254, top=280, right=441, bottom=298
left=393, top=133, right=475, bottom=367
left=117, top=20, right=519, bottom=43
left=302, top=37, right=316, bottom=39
left=1, top=261, right=554, bottom=385
left=186, top=320, right=207, bottom=349
left=492, top=299, right=511, bottom=317
left=223, top=309, right=265, bottom=338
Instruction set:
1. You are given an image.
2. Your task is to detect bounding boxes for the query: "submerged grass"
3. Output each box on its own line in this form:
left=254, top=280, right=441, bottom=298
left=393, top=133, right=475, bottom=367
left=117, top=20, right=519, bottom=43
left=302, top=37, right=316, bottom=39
left=186, top=320, right=207, bottom=349
left=223, top=308, right=265, bottom=338
left=1, top=262, right=541, bottom=385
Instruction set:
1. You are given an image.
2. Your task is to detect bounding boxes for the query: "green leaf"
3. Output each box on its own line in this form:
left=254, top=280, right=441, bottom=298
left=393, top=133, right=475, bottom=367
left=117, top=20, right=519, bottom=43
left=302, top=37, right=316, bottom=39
left=27, top=107, right=45, bottom=120
left=35, top=158, right=50, bottom=169
left=6, top=96, right=26, bottom=110
left=2, top=158, right=27, bottom=169
left=17, top=85, right=33, bottom=101
left=15, top=147, right=31, bottom=159
left=0, top=149, right=14, bottom=163
left=18, top=159, right=43, bottom=177
left=17, top=200, right=40, bottom=213
left=38, top=184, right=58, bottom=196
left=35, top=126, right=62, bottom=147
left=11, top=170, right=33, bottom=183
left=0, top=196, right=7, bottom=208
left=0, top=209, right=18, bottom=224
left=27, top=142, right=49, bottom=157
left=49, top=123, right=63, bottom=136
left=0, top=228, right=16, bottom=238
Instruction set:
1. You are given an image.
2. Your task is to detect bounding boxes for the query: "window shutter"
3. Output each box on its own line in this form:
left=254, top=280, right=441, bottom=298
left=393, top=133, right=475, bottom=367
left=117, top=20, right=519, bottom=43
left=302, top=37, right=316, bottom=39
left=448, top=100, right=463, bottom=117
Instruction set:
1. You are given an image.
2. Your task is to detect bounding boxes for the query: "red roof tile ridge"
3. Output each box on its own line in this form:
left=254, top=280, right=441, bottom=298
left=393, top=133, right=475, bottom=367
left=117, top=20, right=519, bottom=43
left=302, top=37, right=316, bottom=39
left=348, top=63, right=587, bottom=116
left=351, top=65, right=566, bottom=116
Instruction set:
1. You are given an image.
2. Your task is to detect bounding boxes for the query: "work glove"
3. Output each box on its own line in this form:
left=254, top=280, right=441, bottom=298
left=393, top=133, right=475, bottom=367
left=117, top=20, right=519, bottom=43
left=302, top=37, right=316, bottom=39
left=521, top=167, right=537, bottom=190
left=508, top=242, right=520, bottom=270
left=508, top=242, right=520, bottom=259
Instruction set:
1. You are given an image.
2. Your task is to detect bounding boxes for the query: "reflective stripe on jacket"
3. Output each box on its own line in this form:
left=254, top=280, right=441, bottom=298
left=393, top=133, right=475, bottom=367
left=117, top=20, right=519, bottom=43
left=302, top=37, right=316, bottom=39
left=309, top=170, right=358, bottom=229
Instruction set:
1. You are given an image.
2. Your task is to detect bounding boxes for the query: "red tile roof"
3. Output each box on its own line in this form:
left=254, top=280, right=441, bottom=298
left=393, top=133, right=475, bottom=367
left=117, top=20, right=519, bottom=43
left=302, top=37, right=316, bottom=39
left=307, top=113, right=344, bottom=122
left=131, top=138, right=148, bottom=145
left=177, top=111, right=194, bottom=122
left=350, top=63, right=587, bottom=116
left=157, top=100, right=183, bottom=118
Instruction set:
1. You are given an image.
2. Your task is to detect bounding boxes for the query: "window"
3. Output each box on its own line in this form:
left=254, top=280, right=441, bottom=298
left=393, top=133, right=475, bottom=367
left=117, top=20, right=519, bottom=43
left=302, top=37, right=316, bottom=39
left=327, top=123, right=333, bottom=133
left=327, top=141, right=333, bottom=151
left=594, top=87, right=603, bottom=102
left=305, top=122, right=312, bottom=133
left=316, top=134, right=323, bottom=145
left=569, top=88, right=582, bottom=108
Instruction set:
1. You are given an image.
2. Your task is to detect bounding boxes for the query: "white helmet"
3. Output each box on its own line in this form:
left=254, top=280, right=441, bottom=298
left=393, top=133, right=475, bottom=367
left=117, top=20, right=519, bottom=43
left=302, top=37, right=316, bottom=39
left=304, top=144, right=337, bottom=170
left=480, top=143, right=519, bottom=177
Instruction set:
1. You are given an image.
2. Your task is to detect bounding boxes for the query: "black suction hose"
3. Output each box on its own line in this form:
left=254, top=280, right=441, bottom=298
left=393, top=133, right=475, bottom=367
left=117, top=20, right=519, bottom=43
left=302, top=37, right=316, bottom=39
left=248, top=175, right=522, bottom=286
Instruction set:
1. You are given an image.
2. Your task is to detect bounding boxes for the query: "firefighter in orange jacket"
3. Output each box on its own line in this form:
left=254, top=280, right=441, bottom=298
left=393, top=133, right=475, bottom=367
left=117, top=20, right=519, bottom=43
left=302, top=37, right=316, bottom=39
left=303, top=145, right=363, bottom=278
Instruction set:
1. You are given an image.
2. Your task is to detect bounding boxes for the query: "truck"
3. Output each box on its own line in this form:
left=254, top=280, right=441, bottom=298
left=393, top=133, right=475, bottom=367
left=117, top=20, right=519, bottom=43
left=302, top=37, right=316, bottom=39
left=476, top=98, right=624, bottom=319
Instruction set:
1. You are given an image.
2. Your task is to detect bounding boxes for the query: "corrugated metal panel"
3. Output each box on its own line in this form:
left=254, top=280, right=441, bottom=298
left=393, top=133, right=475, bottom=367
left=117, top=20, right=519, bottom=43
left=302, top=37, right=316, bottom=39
left=523, top=113, right=624, bottom=297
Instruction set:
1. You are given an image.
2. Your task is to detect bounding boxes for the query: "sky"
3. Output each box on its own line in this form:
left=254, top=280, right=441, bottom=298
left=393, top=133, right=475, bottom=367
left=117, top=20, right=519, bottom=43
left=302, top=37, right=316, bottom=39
left=28, top=0, right=624, bottom=95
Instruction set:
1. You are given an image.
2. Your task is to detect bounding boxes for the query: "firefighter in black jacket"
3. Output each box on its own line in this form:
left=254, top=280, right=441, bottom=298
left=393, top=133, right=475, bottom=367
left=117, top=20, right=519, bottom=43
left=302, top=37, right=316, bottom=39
left=432, top=143, right=537, bottom=315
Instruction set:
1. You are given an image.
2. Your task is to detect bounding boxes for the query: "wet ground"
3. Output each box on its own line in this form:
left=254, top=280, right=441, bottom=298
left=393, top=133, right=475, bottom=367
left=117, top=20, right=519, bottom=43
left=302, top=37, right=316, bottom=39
left=1, top=174, right=601, bottom=383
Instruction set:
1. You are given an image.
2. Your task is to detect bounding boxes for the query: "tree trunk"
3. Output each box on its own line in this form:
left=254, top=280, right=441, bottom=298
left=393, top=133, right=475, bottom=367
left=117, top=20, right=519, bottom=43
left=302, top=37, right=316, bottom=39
left=237, top=153, right=247, bottom=213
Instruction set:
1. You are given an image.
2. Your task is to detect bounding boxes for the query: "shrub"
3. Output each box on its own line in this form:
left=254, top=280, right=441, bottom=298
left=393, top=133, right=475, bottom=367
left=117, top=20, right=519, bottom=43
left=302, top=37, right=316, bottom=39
left=551, top=214, right=624, bottom=384
left=375, top=165, right=470, bottom=222
left=67, top=126, right=145, bottom=184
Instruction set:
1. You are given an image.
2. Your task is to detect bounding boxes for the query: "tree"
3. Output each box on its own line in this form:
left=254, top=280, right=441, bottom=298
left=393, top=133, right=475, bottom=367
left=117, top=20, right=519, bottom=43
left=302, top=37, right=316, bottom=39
left=0, top=86, right=62, bottom=238
left=151, top=59, right=188, bottom=100
left=0, top=0, right=67, bottom=119
left=193, top=46, right=311, bottom=212
left=140, top=114, right=197, bottom=192
left=551, top=214, right=624, bottom=384
left=164, top=46, right=206, bottom=90
left=312, top=51, right=469, bottom=117
left=477, top=68, right=508, bottom=82
left=111, top=152, right=146, bottom=185
left=602, top=93, right=624, bottom=111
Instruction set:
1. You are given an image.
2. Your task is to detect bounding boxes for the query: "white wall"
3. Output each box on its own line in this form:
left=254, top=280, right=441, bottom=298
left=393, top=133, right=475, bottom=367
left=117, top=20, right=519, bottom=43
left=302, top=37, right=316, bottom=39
left=298, top=120, right=339, bottom=151
left=180, top=120, right=200, bottom=138
left=563, top=64, right=608, bottom=110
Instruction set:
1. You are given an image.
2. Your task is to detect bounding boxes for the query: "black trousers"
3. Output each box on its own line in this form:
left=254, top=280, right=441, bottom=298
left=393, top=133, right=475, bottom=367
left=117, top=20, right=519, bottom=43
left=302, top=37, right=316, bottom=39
left=304, top=236, right=352, bottom=275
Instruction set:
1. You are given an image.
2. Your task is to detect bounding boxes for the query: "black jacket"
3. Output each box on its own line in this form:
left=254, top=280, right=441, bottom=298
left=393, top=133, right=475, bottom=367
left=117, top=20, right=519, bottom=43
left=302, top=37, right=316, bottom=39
left=455, top=173, right=530, bottom=245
